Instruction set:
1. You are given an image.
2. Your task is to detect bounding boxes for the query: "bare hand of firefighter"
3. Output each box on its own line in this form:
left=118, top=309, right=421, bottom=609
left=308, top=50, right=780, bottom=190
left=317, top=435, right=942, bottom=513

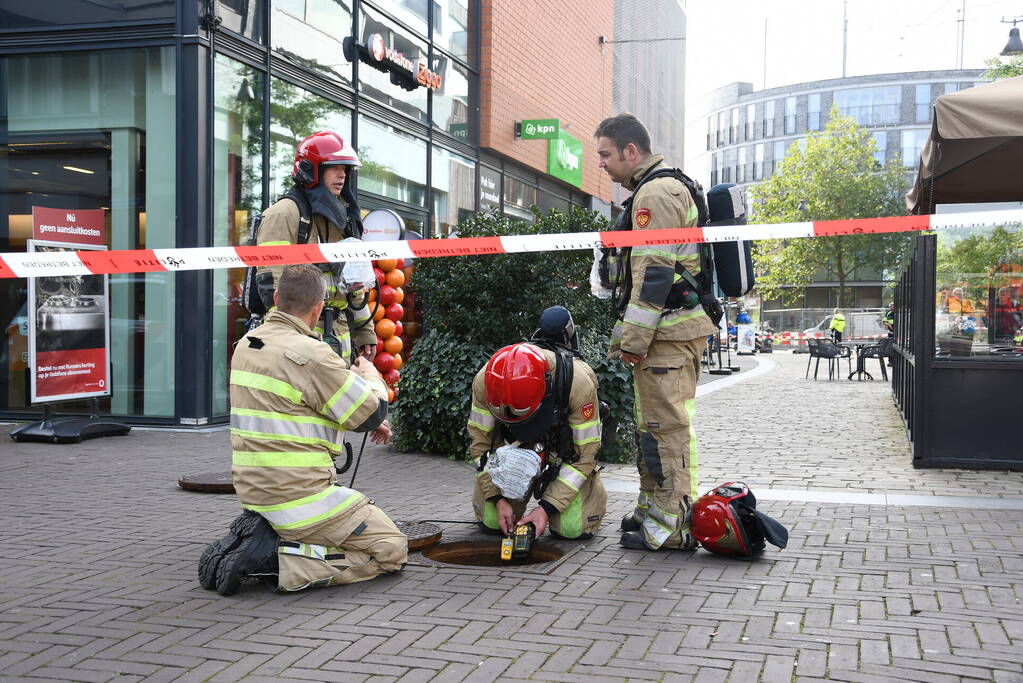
left=351, top=356, right=381, bottom=381
left=370, top=420, right=392, bottom=445
left=358, top=344, right=377, bottom=361
left=518, top=506, right=549, bottom=537
left=495, top=498, right=517, bottom=535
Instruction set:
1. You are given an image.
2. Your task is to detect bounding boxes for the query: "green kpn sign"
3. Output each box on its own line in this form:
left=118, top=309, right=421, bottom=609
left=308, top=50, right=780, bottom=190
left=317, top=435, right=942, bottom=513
left=519, top=118, right=559, bottom=140
left=547, top=129, right=583, bottom=188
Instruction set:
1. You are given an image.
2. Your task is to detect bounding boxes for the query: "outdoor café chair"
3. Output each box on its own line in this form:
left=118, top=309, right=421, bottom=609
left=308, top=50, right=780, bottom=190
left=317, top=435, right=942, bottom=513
left=857, top=337, right=893, bottom=381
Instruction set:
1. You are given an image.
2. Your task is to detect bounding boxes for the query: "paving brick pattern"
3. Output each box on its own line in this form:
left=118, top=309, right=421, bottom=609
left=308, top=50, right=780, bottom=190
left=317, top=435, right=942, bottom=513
left=2, top=351, right=1022, bottom=682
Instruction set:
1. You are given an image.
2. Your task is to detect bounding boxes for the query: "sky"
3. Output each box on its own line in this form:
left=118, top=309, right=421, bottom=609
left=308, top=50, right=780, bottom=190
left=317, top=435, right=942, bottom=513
left=682, top=0, right=1021, bottom=111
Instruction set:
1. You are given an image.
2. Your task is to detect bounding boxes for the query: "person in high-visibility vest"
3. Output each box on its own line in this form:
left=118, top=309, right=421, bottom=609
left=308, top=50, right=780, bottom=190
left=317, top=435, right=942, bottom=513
left=882, top=303, right=895, bottom=337
left=829, top=308, right=846, bottom=343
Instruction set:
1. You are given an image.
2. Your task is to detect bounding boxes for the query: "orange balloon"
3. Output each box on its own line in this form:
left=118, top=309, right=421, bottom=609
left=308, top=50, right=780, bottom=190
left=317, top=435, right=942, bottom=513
left=377, top=258, right=398, bottom=273
left=393, top=286, right=405, bottom=304
left=375, top=318, right=396, bottom=339
left=383, top=336, right=403, bottom=355
left=385, top=268, right=405, bottom=288
left=372, top=304, right=386, bottom=322
left=391, top=353, right=403, bottom=370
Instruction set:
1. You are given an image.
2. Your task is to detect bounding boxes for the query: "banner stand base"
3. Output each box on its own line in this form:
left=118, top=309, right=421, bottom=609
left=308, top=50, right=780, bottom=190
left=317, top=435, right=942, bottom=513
left=11, top=416, right=131, bottom=444
left=727, top=365, right=742, bottom=372
left=708, top=368, right=732, bottom=375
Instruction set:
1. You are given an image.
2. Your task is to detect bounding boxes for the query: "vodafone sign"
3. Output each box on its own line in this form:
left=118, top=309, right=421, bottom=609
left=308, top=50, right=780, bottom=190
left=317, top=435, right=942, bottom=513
left=344, top=33, right=442, bottom=91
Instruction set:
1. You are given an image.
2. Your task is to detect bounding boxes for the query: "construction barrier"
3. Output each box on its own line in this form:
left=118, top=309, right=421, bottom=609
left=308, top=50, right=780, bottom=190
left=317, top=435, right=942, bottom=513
left=3, top=209, right=1021, bottom=279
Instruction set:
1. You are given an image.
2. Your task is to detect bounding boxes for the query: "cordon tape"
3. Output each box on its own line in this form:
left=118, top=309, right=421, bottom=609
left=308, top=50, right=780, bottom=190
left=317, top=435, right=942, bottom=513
left=3, top=209, right=1021, bottom=279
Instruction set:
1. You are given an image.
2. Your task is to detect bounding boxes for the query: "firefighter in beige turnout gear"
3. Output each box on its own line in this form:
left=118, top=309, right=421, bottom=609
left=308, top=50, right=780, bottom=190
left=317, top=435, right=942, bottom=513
left=200, top=264, right=406, bottom=595
left=596, top=114, right=718, bottom=551
left=468, top=329, right=607, bottom=539
left=254, top=131, right=376, bottom=360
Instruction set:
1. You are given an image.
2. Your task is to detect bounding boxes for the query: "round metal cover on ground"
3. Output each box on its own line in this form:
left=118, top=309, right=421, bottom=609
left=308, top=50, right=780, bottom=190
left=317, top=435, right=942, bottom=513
left=178, top=471, right=235, bottom=494
left=421, top=540, right=562, bottom=568
left=396, top=522, right=443, bottom=551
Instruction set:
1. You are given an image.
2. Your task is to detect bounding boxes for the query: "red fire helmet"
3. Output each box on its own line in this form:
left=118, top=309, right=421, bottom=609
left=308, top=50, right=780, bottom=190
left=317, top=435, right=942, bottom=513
left=293, top=131, right=361, bottom=188
left=691, top=482, right=764, bottom=558
left=483, top=343, right=548, bottom=423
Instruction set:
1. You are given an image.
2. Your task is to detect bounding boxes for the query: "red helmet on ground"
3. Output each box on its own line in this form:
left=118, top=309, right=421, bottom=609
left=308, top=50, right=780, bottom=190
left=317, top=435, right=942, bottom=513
left=293, top=131, right=362, bottom=188
left=690, top=482, right=788, bottom=558
left=484, top=343, right=548, bottom=423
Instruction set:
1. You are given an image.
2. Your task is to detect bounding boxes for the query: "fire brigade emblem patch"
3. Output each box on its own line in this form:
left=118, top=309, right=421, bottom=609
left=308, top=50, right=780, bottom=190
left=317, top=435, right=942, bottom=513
left=635, top=208, right=651, bottom=228
left=581, top=402, right=595, bottom=420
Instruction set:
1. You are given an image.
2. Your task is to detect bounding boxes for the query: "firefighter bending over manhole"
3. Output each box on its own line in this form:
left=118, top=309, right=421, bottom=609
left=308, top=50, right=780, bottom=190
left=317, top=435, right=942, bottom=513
left=468, top=306, right=607, bottom=541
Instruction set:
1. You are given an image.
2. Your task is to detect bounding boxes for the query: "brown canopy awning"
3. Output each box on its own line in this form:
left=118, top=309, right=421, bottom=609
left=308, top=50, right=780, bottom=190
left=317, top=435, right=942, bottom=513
left=906, top=75, right=1023, bottom=214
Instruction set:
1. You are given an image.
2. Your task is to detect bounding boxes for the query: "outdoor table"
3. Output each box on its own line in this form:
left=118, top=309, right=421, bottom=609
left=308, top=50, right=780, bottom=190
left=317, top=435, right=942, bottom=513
left=839, top=340, right=875, bottom=380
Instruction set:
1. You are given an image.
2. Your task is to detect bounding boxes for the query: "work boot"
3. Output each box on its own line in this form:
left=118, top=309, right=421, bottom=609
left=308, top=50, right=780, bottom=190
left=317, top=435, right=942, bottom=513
left=619, top=531, right=655, bottom=551
left=619, top=513, right=642, bottom=532
left=198, top=512, right=255, bottom=590
left=215, top=511, right=279, bottom=596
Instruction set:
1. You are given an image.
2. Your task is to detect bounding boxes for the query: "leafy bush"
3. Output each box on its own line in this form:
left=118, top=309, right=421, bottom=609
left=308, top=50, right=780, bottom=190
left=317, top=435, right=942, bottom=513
left=392, top=207, right=636, bottom=462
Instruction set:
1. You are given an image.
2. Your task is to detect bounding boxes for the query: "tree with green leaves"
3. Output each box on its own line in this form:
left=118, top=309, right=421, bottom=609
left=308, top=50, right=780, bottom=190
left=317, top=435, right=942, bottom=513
left=984, top=55, right=1023, bottom=81
left=748, top=111, right=913, bottom=307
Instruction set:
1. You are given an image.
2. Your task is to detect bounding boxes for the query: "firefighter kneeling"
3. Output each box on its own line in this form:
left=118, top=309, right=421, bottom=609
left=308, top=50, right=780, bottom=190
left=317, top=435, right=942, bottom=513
left=467, top=307, right=607, bottom=540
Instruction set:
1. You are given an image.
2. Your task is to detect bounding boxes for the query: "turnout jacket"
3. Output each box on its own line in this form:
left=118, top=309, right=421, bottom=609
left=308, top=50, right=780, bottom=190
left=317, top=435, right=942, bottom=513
left=611, top=155, right=718, bottom=356
left=256, top=197, right=376, bottom=350
left=467, top=350, right=603, bottom=513
left=230, top=310, right=388, bottom=541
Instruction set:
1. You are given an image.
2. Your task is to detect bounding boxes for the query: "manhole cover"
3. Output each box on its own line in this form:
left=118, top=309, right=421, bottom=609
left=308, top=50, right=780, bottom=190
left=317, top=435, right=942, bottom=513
left=408, top=533, right=585, bottom=575
left=396, top=521, right=443, bottom=551
left=178, top=471, right=235, bottom=493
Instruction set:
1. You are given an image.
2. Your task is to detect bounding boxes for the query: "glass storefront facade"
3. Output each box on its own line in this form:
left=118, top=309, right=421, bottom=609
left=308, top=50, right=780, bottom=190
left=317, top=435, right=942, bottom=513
left=0, top=0, right=482, bottom=425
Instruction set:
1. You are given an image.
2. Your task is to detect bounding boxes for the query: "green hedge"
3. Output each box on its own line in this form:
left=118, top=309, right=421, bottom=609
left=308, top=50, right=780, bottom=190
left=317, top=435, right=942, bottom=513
left=391, top=207, right=637, bottom=462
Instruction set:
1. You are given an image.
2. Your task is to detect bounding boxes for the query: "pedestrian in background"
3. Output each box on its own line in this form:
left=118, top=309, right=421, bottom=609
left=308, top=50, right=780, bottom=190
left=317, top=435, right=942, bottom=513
left=830, top=308, right=846, bottom=343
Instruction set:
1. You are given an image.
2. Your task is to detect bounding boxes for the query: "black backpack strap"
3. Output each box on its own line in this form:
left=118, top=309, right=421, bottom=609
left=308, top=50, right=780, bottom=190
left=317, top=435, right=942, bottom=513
left=284, top=187, right=314, bottom=244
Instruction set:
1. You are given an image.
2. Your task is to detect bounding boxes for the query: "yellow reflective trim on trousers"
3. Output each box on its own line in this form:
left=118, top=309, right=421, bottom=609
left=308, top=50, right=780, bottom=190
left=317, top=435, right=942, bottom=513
left=244, top=486, right=362, bottom=530
left=685, top=397, right=699, bottom=501
left=230, top=369, right=302, bottom=405
left=231, top=428, right=342, bottom=453
left=231, top=406, right=336, bottom=429
left=232, top=451, right=334, bottom=467
left=261, top=240, right=291, bottom=246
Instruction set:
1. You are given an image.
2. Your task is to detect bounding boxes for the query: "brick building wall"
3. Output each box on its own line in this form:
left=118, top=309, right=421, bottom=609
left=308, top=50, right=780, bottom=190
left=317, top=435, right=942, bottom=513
left=480, top=0, right=614, bottom=202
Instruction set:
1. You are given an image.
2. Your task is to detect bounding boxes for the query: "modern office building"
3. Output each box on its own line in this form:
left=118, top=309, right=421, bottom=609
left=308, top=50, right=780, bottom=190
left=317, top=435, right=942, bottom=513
left=0, top=0, right=613, bottom=426
left=686, top=69, right=985, bottom=309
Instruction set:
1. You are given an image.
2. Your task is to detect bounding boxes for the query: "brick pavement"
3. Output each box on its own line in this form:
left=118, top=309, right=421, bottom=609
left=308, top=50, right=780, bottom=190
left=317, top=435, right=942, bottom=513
left=1, top=351, right=1022, bottom=682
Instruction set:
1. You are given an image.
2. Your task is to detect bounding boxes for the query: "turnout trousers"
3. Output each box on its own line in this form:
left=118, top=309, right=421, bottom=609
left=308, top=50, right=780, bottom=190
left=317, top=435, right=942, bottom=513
left=472, top=471, right=607, bottom=539
left=630, top=337, right=706, bottom=549
left=275, top=504, right=407, bottom=591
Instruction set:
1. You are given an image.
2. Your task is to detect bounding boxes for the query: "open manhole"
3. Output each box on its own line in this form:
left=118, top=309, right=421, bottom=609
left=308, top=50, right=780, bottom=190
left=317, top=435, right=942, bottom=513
left=409, top=535, right=585, bottom=575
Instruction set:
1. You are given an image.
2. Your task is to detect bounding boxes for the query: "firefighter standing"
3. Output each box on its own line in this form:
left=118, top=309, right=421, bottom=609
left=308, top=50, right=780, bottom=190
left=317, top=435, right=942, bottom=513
left=594, top=114, right=718, bottom=551
left=200, top=264, right=406, bottom=595
left=467, top=311, right=606, bottom=540
left=254, top=130, right=376, bottom=360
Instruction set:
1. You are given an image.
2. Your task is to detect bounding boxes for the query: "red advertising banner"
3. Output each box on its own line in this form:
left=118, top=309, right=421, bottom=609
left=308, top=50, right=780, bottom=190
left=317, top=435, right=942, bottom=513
left=27, top=239, right=111, bottom=403
left=31, top=207, right=106, bottom=246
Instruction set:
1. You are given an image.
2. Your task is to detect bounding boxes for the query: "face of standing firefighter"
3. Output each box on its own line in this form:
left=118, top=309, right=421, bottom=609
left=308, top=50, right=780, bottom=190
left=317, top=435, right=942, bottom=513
left=595, top=136, right=642, bottom=185
left=321, top=165, right=347, bottom=197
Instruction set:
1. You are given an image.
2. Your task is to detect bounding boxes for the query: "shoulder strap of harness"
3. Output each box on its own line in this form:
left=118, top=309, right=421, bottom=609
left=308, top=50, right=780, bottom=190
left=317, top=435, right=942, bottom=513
left=284, top=187, right=314, bottom=244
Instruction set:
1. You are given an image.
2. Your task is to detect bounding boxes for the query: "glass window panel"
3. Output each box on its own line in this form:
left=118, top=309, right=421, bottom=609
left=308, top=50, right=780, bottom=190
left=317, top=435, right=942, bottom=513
left=901, top=129, right=929, bottom=169
left=434, top=0, right=474, bottom=62
left=219, top=0, right=265, bottom=41
left=764, top=100, right=775, bottom=137
left=871, top=131, right=886, bottom=168
left=269, top=78, right=352, bottom=198
left=834, top=86, right=901, bottom=126
left=746, top=103, right=756, bottom=139
left=0, top=0, right=174, bottom=27
left=431, top=145, right=475, bottom=238
left=272, top=0, right=353, bottom=86
left=754, top=143, right=764, bottom=180
left=808, top=93, right=821, bottom=130
left=915, top=83, right=931, bottom=123
left=376, top=0, right=429, bottom=36
left=357, top=4, right=429, bottom=122
left=358, top=115, right=427, bottom=206
left=945, top=82, right=958, bottom=95
left=503, top=175, right=537, bottom=222
left=432, top=53, right=475, bottom=144
left=935, top=225, right=1023, bottom=357
left=784, top=96, right=797, bottom=134
left=1, top=47, right=176, bottom=418
left=212, top=55, right=265, bottom=415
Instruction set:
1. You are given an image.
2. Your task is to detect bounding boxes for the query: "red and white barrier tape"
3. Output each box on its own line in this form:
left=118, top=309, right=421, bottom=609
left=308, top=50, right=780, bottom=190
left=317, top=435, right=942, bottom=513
left=3, top=209, right=1021, bottom=279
